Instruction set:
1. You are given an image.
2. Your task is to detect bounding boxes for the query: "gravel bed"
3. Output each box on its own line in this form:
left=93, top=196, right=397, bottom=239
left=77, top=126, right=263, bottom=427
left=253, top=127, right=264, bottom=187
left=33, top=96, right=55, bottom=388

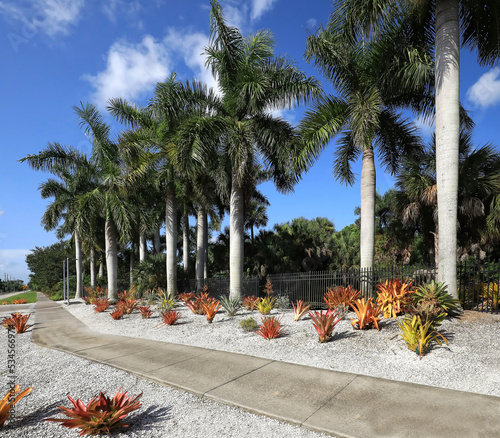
left=1, top=300, right=499, bottom=437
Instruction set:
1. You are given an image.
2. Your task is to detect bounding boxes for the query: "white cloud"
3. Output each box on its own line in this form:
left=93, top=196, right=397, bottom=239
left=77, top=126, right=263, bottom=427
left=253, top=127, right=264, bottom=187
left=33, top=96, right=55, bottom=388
left=467, top=68, right=500, bottom=110
left=0, top=0, right=84, bottom=37
left=250, top=0, right=278, bottom=21
left=101, top=0, right=141, bottom=23
left=306, top=18, right=317, bottom=30
left=0, top=249, right=32, bottom=283
left=163, top=29, right=218, bottom=93
left=81, top=35, right=171, bottom=108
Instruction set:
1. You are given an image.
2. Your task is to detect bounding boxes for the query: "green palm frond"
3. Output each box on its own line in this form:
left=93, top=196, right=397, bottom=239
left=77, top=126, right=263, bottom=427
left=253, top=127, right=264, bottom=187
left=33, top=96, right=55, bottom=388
left=333, top=131, right=361, bottom=186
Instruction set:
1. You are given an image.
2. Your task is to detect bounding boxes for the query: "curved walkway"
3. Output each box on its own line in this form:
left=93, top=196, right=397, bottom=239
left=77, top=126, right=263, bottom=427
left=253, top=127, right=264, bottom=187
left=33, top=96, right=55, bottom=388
left=32, top=293, right=499, bottom=438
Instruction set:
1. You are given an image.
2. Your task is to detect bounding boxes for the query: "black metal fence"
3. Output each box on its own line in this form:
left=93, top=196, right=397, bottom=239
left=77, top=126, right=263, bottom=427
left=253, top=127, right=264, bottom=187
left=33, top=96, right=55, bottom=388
left=179, top=262, right=500, bottom=313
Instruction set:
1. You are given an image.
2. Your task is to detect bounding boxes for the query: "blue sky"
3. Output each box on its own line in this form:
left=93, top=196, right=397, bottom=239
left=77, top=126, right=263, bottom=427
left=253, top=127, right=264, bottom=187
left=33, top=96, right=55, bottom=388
left=1, top=0, right=500, bottom=283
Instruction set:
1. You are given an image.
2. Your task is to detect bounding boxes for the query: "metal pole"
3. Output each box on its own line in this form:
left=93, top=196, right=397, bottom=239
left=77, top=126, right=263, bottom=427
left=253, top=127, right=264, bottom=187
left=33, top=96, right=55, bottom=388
left=66, top=257, right=70, bottom=305
left=63, top=261, right=66, bottom=302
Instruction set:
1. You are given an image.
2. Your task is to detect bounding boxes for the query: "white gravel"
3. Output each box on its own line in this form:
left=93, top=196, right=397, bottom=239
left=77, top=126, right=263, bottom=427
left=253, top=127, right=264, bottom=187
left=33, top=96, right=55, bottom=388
left=1, top=299, right=500, bottom=437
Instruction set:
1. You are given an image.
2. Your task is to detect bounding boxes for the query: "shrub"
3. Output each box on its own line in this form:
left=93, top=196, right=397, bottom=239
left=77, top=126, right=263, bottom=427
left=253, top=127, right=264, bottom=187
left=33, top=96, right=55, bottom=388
left=239, top=318, right=259, bottom=332
left=219, top=295, right=241, bottom=317
left=256, top=296, right=276, bottom=315
left=275, top=293, right=291, bottom=310
left=309, top=309, right=344, bottom=343
left=323, top=286, right=361, bottom=310
left=350, top=298, right=381, bottom=330
left=398, top=315, right=449, bottom=359
left=157, top=310, right=181, bottom=326
left=11, top=299, right=28, bottom=305
left=376, top=279, right=414, bottom=319
left=292, top=300, right=311, bottom=321
left=138, top=306, right=153, bottom=319
left=84, top=286, right=105, bottom=305
left=256, top=316, right=286, bottom=339
left=201, top=299, right=222, bottom=323
left=46, top=387, right=142, bottom=435
left=412, top=281, right=459, bottom=316
left=118, top=299, right=138, bottom=314
left=1, top=313, right=32, bottom=334
left=185, top=297, right=205, bottom=315
left=242, top=295, right=259, bottom=311
left=94, top=298, right=110, bottom=313
left=110, top=309, right=124, bottom=320
left=178, top=292, right=195, bottom=303
left=0, top=385, right=34, bottom=427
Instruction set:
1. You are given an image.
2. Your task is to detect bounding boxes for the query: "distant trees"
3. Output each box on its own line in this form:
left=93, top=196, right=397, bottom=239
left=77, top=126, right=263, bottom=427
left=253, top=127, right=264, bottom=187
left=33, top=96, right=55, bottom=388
left=25, top=242, right=73, bottom=293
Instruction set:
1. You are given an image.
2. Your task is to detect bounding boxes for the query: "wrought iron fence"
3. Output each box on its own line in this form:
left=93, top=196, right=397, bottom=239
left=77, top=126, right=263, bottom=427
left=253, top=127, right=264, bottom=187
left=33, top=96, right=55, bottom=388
left=178, top=262, right=500, bottom=313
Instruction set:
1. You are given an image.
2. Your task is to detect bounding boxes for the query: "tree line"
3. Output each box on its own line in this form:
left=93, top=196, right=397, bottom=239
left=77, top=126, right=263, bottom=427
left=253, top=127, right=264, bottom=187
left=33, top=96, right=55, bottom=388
left=20, top=0, right=500, bottom=301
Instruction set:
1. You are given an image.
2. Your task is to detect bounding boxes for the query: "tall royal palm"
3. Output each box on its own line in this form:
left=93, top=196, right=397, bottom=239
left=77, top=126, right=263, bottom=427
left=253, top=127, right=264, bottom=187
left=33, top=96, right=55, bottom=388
left=75, top=102, right=134, bottom=301
left=20, top=145, right=95, bottom=299
left=300, top=15, right=424, bottom=292
left=327, top=0, right=500, bottom=299
left=109, top=74, right=221, bottom=296
left=205, top=0, right=320, bottom=299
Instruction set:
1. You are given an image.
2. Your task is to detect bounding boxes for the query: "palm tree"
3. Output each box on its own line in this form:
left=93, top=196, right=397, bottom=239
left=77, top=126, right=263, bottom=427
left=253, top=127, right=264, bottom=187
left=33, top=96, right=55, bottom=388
left=205, top=0, right=320, bottom=299
left=300, top=13, right=424, bottom=292
left=397, top=128, right=500, bottom=264
left=326, top=0, right=500, bottom=299
left=109, top=74, right=221, bottom=296
left=20, top=144, right=96, bottom=299
left=75, top=102, right=135, bottom=301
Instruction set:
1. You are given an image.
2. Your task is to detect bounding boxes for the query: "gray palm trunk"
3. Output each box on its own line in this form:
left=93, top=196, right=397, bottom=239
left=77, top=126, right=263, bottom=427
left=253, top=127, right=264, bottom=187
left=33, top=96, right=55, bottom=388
left=229, top=174, right=245, bottom=300
left=360, top=147, right=376, bottom=295
left=154, top=228, right=161, bottom=253
left=183, top=204, right=190, bottom=275
left=165, top=190, right=177, bottom=296
left=75, top=233, right=83, bottom=299
left=204, top=213, right=208, bottom=280
left=139, top=231, right=147, bottom=262
left=435, top=0, right=460, bottom=299
left=196, top=205, right=206, bottom=291
left=129, top=247, right=135, bottom=288
left=90, top=246, right=96, bottom=289
left=98, top=261, right=104, bottom=279
left=105, top=218, right=118, bottom=301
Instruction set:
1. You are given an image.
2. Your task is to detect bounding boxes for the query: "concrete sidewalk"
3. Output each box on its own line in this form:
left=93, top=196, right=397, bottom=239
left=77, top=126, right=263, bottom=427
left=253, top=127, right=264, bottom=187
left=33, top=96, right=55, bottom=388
left=31, top=293, right=499, bottom=438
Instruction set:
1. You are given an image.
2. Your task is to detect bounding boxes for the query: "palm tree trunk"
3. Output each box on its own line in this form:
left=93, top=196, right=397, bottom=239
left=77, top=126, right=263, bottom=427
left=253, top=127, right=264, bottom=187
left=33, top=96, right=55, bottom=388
left=204, top=212, right=208, bottom=281
left=154, top=228, right=161, bottom=253
left=196, top=205, right=205, bottom=291
left=183, top=202, right=190, bottom=275
left=139, top=231, right=147, bottom=262
left=105, top=218, right=118, bottom=301
left=98, top=259, right=104, bottom=279
left=75, top=233, right=83, bottom=299
left=360, top=147, right=376, bottom=295
left=129, top=245, right=135, bottom=288
left=435, top=0, right=460, bottom=299
left=230, top=173, right=244, bottom=300
left=165, top=190, right=177, bottom=296
left=90, top=246, right=96, bottom=289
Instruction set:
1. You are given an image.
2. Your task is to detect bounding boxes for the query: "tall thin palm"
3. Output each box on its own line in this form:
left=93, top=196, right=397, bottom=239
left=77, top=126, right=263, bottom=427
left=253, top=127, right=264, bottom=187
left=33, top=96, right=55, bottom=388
left=205, top=0, right=320, bottom=299
left=20, top=144, right=95, bottom=298
left=75, top=102, right=134, bottom=301
left=328, top=0, right=500, bottom=298
left=300, top=13, right=424, bottom=292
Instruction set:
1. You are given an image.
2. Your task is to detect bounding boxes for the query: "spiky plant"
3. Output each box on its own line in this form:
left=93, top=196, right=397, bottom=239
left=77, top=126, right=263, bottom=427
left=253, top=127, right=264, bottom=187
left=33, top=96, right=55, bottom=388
left=256, top=316, right=286, bottom=339
left=309, top=309, right=344, bottom=343
left=46, top=387, right=142, bottom=435
left=0, top=385, right=34, bottom=427
left=219, top=295, right=241, bottom=317
left=292, top=300, right=311, bottom=321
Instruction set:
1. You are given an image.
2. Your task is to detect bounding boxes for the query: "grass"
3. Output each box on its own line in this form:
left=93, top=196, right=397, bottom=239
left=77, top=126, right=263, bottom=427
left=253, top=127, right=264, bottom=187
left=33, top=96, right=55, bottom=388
left=0, top=292, right=38, bottom=304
